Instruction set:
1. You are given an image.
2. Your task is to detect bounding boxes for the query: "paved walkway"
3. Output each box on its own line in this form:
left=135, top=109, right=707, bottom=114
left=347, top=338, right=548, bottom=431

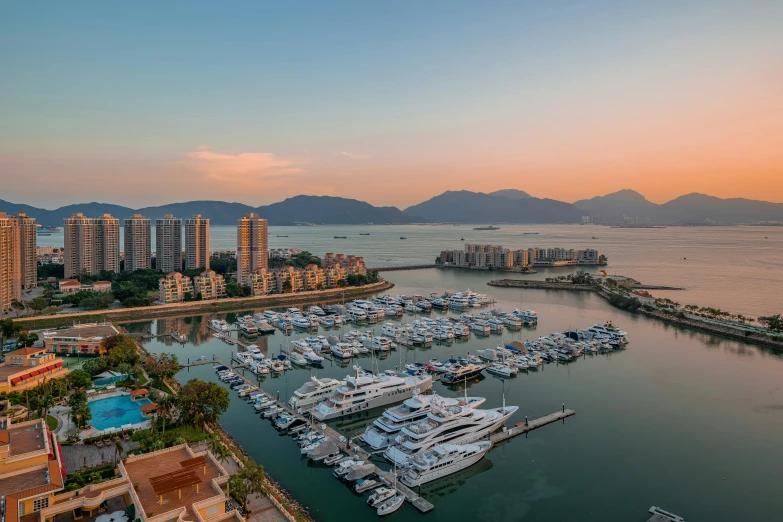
left=188, top=443, right=289, bottom=522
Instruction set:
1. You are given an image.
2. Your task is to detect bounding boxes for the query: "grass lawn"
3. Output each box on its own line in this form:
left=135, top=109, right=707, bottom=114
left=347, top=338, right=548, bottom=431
left=46, top=414, right=58, bottom=430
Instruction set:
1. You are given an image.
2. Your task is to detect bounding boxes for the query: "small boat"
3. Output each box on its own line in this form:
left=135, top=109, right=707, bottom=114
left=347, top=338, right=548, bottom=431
left=334, top=236, right=348, bottom=239
left=400, top=237, right=407, bottom=239
left=289, top=352, right=308, bottom=366
left=324, top=453, right=344, bottom=466
left=359, top=232, right=370, bottom=235
left=368, top=487, right=396, bottom=507
left=377, top=494, right=404, bottom=516
left=355, top=477, right=379, bottom=493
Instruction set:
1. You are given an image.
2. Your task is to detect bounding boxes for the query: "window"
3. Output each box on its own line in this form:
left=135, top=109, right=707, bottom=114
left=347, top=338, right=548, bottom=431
left=33, top=497, right=50, bottom=511
left=205, top=506, right=219, bottom=516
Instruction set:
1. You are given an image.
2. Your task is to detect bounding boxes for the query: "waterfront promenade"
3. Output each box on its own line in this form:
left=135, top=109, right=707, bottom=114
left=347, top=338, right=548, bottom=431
left=13, top=280, right=393, bottom=329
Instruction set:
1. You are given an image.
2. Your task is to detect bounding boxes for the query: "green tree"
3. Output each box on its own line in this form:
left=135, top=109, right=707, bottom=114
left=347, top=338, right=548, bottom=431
left=101, top=334, right=141, bottom=367
left=11, top=299, right=26, bottom=317
left=113, top=437, right=124, bottom=465
left=178, top=379, right=230, bottom=426
left=29, top=297, right=49, bottom=313
left=68, top=369, right=92, bottom=390
left=281, top=280, right=292, bottom=293
left=230, top=461, right=265, bottom=513
left=758, top=314, right=783, bottom=332
left=1, top=318, right=22, bottom=345
left=225, top=282, right=241, bottom=298
left=143, top=353, right=180, bottom=382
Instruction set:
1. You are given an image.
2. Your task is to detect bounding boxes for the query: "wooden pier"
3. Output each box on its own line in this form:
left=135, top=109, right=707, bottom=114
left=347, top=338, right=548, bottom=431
left=490, top=408, right=576, bottom=443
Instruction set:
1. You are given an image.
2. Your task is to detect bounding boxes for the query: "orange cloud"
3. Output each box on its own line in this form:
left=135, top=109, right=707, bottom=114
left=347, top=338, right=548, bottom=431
left=182, top=146, right=303, bottom=181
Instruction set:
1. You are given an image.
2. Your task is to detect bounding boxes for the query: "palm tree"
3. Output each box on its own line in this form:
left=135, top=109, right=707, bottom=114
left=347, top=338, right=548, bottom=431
left=116, top=362, right=132, bottom=384
left=158, top=394, right=178, bottom=434
left=113, top=437, right=124, bottom=465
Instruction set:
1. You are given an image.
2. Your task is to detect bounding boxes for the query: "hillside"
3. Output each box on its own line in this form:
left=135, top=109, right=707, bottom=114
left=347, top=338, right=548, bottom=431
left=403, top=190, right=583, bottom=223
left=487, top=189, right=532, bottom=200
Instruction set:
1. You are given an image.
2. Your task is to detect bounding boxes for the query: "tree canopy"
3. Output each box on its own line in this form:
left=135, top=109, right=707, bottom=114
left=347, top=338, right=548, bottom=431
left=178, top=378, right=230, bottom=426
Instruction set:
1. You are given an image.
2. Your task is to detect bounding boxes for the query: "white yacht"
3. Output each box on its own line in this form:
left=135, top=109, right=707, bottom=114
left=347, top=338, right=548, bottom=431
left=447, top=293, right=471, bottom=308
left=309, top=305, right=326, bottom=316
left=288, top=377, right=344, bottom=412
left=384, top=398, right=517, bottom=466
left=330, top=343, right=354, bottom=359
left=209, top=319, right=229, bottom=331
left=347, top=307, right=367, bottom=321
left=312, top=367, right=433, bottom=421
left=291, top=315, right=312, bottom=329
left=513, top=308, right=538, bottom=324
left=381, top=322, right=401, bottom=337
left=362, top=394, right=486, bottom=450
left=400, top=441, right=493, bottom=487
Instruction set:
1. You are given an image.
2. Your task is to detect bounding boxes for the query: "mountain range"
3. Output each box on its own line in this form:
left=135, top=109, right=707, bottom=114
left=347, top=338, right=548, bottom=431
left=574, top=190, right=783, bottom=224
left=1, top=189, right=781, bottom=226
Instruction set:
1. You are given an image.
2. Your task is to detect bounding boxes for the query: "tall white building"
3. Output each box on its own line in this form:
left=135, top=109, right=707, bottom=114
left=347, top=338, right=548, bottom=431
left=156, top=214, right=182, bottom=273
left=95, top=214, right=120, bottom=273
left=236, top=213, right=268, bottom=285
left=123, top=214, right=151, bottom=271
left=63, top=213, right=96, bottom=278
left=185, top=214, right=210, bottom=270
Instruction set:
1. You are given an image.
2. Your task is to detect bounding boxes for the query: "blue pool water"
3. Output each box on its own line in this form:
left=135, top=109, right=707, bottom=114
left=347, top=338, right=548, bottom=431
left=88, top=395, right=148, bottom=430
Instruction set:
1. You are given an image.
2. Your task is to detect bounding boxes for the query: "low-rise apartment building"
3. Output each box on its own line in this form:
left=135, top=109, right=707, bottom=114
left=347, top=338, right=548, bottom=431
left=439, top=243, right=605, bottom=268
left=275, top=266, right=303, bottom=293
left=41, top=323, right=120, bottom=357
left=302, top=264, right=326, bottom=289
left=0, top=418, right=66, bottom=522
left=248, top=268, right=275, bottom=296
left=323, top=253, right=367, bottom=276
left=33, top=445, right=244, bottom=522
left=158, top=272, right=194, bottom=303
left=57, top=279, right=112, bottom=294
left=0, top=348, right=68, bottom=394
left=194, top=270, right=226, bottom=300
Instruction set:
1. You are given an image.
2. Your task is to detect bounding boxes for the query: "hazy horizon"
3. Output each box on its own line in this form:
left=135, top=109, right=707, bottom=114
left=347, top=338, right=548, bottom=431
left=3, top=1, right=782, bottom=208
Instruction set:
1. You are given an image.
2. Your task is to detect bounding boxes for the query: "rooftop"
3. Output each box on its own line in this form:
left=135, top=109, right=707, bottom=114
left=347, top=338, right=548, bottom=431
left=123, top=446, right=227, bottom=521
left=5, top=347, right=47, bottom=357
left=3, top=420, right=47, bottom=455
left=42, top=323, right=119, bottom=340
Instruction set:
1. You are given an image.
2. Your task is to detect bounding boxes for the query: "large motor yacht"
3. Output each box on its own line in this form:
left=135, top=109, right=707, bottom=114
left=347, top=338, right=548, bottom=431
left=288, top=377, right=344, bottom=412
left=312, top=367, right=433, bottom=421
left=362, top=393, right=486, bottom=450
left=400, top=441, right=493, bottom=487
left=383, top=396, right=517, bottom=466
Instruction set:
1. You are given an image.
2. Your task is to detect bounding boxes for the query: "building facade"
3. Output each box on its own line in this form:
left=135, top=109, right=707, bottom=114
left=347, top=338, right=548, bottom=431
left=11, top=213, right=37, bottom=290
left=156, top=214, right=182, bottom=273
left=236, top=213, right=268, bottom=285
left=194, top=270, right=226, bottom=300
left=248, top=268, right=275, bottom=296
left=275, top=266, right=303, bottom=293
left=0, top=213, right=15, bottom=312
left=0, top=348, right=68, bottom=394
left=185, top=214, right=210, bottom=270
left=95, top=213, right=120, bottom=273
left=63, top=213, right=96, bottom=278
left=158, top=272, right=194, bottom=303
left=439, top=243, right=604, bottom=268
left=0, top=418, right=66, bottom=522
left=41, top=323, right=120, bottom=357
left=123, top=214, right=151, bottom=271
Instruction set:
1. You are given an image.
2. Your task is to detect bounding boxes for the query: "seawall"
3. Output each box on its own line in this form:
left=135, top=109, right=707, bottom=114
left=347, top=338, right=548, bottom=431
left=15, top=281, right=394, bottom=329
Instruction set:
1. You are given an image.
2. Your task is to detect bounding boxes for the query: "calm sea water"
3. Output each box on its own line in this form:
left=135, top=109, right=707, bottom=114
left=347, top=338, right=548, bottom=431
left=124, top=265, right=783, bottom=522
left=42, top=224, right=783, bottom=316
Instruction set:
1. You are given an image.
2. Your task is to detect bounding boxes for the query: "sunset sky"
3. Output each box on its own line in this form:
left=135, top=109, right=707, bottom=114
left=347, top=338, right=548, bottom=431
left=2, top=1, right=782, bottom=208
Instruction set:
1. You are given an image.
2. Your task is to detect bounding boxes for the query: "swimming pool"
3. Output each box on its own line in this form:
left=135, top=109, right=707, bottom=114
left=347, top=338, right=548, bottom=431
left=88, top=395, right=148, bottom=430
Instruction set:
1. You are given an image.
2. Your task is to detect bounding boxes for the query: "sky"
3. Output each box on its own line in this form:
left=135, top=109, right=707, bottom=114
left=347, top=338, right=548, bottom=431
left=1, top=0, right=782, bottom=209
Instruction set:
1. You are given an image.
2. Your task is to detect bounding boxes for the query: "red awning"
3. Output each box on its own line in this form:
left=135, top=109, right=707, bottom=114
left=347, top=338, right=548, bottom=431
left=20, top=373, right=33, bottom=380
left=81, top=345, right=88, bottom=349
left=53, top=361, right=63, bottom=368
left=80, top=348, right=88, bottom=353
left=11, top=377, right=21, bottom=385
left=29, top=370, right=40, bottom=376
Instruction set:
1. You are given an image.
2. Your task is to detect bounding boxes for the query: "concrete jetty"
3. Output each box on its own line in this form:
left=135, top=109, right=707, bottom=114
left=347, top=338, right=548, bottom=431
left=490, top=408, right=576, bottom=443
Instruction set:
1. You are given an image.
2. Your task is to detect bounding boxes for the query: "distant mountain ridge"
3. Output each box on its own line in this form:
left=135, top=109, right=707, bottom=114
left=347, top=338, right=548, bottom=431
left=0, top=197, right=421, bottom=226
left=2, top=189, right=781, bottom=226
left=403, top=190, right=583, bottom=223
left=574, top=190, right=783, bottom=223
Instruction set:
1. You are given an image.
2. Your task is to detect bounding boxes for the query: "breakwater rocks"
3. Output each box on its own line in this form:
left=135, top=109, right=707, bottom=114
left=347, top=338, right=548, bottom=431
left=642, top=309, right=783, bottom=349
left=487, top=279, right=684, bottom=291
left=488, top=280, right=594, bottom=291
left=16, top=280, right=394, bottom=329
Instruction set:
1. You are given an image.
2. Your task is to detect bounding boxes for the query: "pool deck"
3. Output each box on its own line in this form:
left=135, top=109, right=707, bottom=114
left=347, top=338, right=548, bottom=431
left=82, top=390, right=151, bottom=439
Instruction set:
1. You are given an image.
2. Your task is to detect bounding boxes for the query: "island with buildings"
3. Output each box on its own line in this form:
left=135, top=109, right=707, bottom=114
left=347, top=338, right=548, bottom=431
left=438, top=243, right=607, bottom=270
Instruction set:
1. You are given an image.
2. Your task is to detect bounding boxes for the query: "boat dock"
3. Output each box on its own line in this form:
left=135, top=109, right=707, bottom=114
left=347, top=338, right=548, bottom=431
left=490, top=408, right=576, bottom=443
left=189, top=356, right=573, bottom=515
left=647, top=506, right=685, bottom=522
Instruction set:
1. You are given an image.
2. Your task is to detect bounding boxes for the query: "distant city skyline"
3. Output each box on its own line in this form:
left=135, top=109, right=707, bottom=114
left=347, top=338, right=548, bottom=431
left=2, top=1, right=782, bottom=207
